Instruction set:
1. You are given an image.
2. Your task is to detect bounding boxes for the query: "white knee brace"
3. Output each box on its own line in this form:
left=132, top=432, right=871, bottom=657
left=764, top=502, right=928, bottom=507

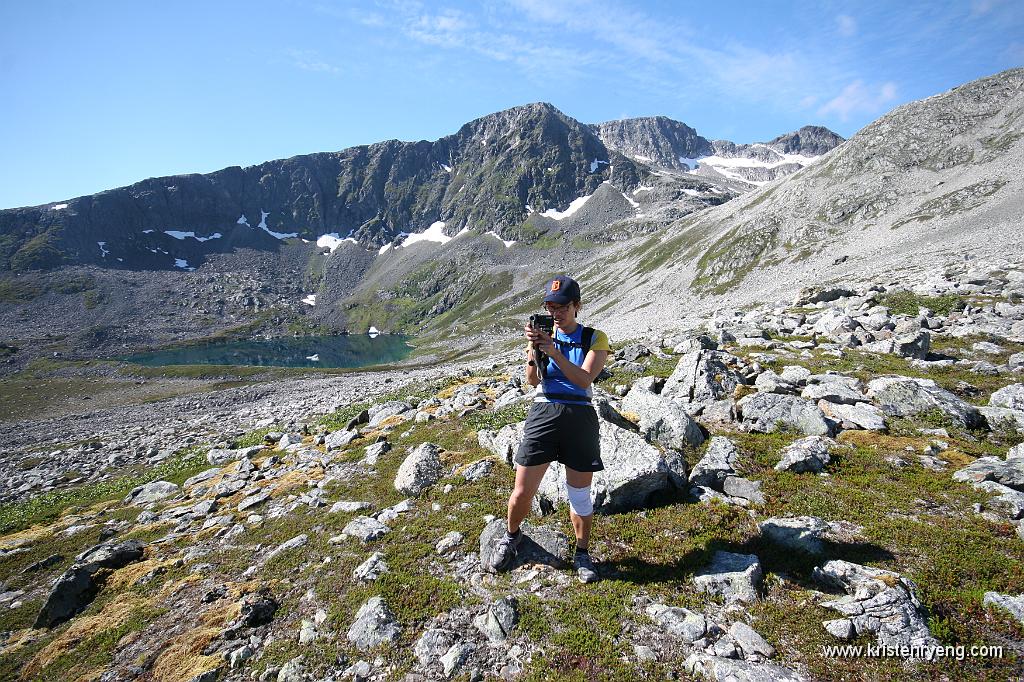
left=565, top=482, right=593, bottom=516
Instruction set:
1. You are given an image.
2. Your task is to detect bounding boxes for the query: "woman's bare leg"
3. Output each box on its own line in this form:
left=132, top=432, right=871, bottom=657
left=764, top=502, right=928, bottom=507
left=507, top=463, right=551, bottom=533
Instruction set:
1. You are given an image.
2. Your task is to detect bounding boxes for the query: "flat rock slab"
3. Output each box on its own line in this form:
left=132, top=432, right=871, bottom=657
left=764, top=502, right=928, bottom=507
left=684, top=653, right=807, bottom=682
left=692, top=551, right=763, bottom=604
left=126, top=480, right=179, bottom=505
left=759, top=516, right=831, bottom=555
left=479, top=519, right=570, bottom=572
left=645, top=603, right=707, bottom=643
left=818, top=401, right=886, bottom=431
left=983, top=592, right=1024, bottom=624
left=341, top=516, right=390, bottom=542
left=867, top=376, right=983, bottom=429
left=742, top=394, right=831, bottom=436
left=953, top=455, right=1024, bottom=492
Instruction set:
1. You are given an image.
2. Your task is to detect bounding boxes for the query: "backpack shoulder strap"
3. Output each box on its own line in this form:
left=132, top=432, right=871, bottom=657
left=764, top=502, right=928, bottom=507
left=581, top=326, right=595, bottom=355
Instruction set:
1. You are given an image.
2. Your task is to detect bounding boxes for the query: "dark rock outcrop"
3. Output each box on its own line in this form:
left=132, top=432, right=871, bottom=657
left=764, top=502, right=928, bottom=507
left=34, top=539, right=146, bottom=628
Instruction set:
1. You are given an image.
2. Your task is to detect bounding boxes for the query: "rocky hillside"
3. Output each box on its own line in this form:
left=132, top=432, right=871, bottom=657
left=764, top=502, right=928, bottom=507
left=1, top=264, right=1023, bottom=681
left=577, top=68, right=1024, bottom=342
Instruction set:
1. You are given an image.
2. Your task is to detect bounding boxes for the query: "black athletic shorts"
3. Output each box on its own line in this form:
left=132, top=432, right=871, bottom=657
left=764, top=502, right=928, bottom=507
left=514, top=402, right=604, bottom=472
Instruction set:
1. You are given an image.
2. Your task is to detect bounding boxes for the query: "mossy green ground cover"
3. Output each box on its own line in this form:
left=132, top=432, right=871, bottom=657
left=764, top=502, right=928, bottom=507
left=1, top=357, right=1022, bottom=680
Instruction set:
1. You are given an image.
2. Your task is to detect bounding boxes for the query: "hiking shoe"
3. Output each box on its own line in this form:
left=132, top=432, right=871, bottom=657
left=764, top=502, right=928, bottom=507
left=574, top=551, right=599, bottom=583
left=489, top=529, right=524, bottom=572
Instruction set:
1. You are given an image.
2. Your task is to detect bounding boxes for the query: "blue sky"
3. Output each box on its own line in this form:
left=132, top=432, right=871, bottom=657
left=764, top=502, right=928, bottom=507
left=2, top=0, right=1022, bottom=209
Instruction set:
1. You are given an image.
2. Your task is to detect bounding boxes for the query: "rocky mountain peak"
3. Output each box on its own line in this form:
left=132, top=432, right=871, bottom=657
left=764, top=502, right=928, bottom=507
left=591, top=116, right=712, bottom=170
left=767, top=125, right=846, bottom=156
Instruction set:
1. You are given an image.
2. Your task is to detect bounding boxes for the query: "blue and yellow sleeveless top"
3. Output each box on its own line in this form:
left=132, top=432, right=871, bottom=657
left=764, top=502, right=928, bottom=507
left=537, top=325, right=610, bottom=405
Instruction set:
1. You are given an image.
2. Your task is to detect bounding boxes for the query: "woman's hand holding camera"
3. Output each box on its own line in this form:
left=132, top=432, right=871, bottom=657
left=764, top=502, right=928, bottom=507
left=524, top=324, right=558, bottom=358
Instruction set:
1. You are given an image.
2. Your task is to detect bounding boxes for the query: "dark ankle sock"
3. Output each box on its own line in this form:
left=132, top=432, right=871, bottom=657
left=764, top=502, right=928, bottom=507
left=506, top=528, right=521, bottom=539
left=575, top=546, right=589, bottom=555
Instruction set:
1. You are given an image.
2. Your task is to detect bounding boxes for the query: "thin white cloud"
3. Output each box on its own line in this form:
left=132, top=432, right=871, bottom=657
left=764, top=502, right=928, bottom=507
left=286, top=49, right=341, bottom=74
left=837, top=14, right=857, bottom=37
left=818, top=80, right=898, bottom=120
left=970, top=0, right=1003, bottom=17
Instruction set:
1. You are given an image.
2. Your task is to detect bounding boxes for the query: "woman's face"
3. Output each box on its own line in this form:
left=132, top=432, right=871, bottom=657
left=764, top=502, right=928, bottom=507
left=544, top=300, right=580, bottom=330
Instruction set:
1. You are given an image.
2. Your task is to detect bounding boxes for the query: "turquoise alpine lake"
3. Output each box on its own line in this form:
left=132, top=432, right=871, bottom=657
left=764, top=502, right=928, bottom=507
left=121, top=334, right=414, bottom=369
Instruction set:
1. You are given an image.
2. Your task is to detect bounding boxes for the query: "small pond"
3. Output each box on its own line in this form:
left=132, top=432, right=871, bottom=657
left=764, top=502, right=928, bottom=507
left=121, top=334, right=414, bottom=369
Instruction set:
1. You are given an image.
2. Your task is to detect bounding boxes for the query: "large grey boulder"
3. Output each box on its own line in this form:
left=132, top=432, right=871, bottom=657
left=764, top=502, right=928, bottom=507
left=35, top=540, right=147, bottom=627
left=867, top=376, right=984, bottom=429
left=801, top=376, right=865, bottom=405
left=893, top=329, right=931, bottom=359
left=125, top=480, right=179, bottom=505
left=991, top=384, right=1024, bottom=411
left=776, top=436, right=835, bottom=473
left=689, top=437, right=740, bottom=489
left=347, top=597, right=401, bottom=650
left=684, top=654, right=806, bottom=682
left=621, top=382, right=705, bottom=450
left=534, top=420, right=689, bottom=514
left=394, top=443, right=444, bottom=496
left=477, top=422, right=526, bottom=466
left=813, top=560, right=938, bottom=653
left=478, top=519, right=570, bottom=571
left=645, top=603, right=707, bottom=642
left=692, top=551, right=763, bottom=604
left=662, top=350, right=745, bottom=404
left=818, top=401, right=886, bottom=431
left=741, top=394, right=832, bottom=436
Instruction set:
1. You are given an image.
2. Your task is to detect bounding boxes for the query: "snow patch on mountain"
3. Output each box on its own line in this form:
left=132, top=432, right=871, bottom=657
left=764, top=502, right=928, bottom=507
left=541, top=194, right=592, bottom=220
left=164, top=231, right=223, bottom=242
left=317, top=232, right=357, bottom=252
left=485, top=231, right=516, bottom=247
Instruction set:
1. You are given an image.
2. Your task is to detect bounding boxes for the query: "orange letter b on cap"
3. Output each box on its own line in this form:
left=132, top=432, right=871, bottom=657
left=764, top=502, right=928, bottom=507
left=551, top=280, right=561, bottom=291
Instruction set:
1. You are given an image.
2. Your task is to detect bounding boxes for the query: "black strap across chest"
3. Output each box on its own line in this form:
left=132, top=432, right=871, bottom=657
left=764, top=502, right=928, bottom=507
left=552, top=326, right=595, bottom=355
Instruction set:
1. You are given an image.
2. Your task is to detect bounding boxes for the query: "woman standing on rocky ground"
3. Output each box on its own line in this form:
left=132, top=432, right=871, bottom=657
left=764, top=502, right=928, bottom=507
left=488, top=275, right=611, bottom=583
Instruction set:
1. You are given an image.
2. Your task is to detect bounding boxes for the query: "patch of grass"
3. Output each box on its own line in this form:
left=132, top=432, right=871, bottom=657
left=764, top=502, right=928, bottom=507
left=881, top=290, right=966, bottom=317
left=0, top=279, right=43, bottom=303
left=0, top=447, right=209, bottom=535
left=464, top=402, right=529, bottom=432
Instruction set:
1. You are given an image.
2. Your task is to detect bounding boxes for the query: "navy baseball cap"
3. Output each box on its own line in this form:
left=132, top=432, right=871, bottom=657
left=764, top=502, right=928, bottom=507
left=543, top=275, right=580, bottom=304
